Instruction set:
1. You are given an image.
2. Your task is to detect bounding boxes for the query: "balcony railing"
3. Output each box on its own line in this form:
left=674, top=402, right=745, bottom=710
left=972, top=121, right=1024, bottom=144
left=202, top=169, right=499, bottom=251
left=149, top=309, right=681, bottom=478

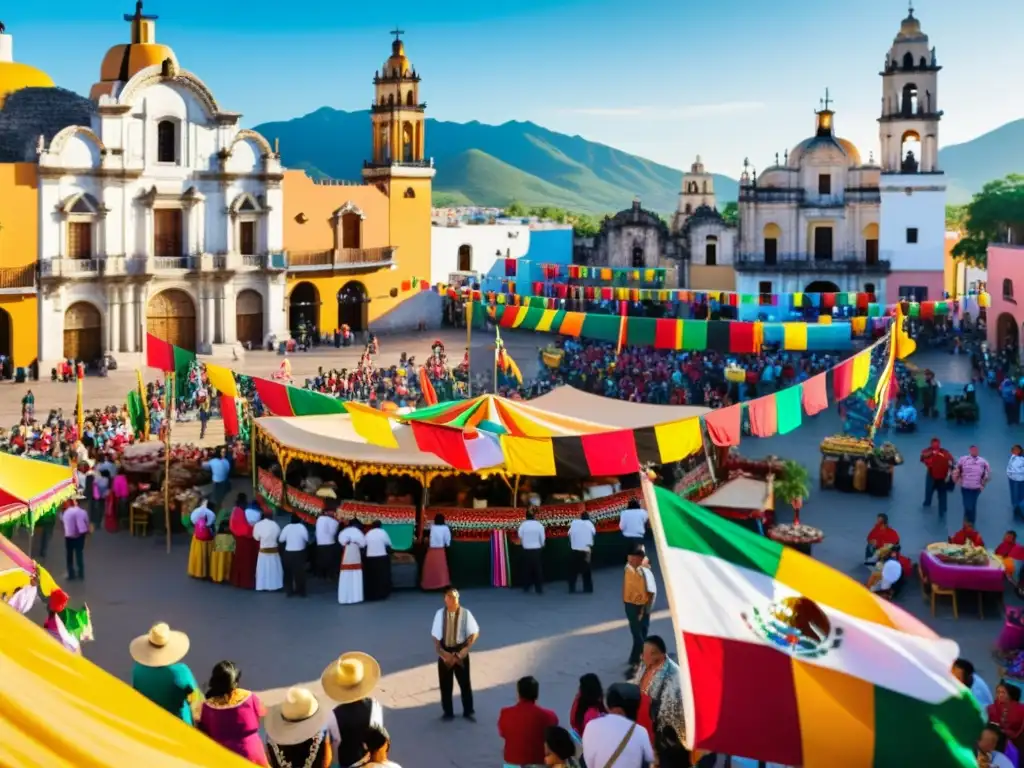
left=241, top=253, right=262, bottom=267
left=286, top=247, right=396, bottom=272
left=0, top=265, right=36, bottom=291
left=362, top=159, right=434, bottom=169
left=735, top=252, right=892, bottom=274
left=40, top=258, right=99, bottom=279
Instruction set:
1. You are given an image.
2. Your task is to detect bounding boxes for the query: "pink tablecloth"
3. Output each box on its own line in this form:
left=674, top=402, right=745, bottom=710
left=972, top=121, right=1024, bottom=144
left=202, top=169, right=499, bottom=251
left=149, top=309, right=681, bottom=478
left=919, top=551, right=1005, bottom=592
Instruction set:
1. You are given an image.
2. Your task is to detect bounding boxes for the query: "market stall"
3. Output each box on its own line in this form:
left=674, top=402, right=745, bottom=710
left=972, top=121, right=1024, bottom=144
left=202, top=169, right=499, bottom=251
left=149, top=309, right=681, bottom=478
left=0, top=453, right=77, bottom=535
left=0, top=533, right=58, bottom=611
left=819, top=435, right=901, bottom=496
left=698, top=474, right=774, bottom=531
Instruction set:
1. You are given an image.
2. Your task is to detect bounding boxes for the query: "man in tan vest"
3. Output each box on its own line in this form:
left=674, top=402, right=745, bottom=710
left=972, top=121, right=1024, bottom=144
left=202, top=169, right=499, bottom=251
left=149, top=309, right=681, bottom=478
left=623, top=543, right=657, bottom=677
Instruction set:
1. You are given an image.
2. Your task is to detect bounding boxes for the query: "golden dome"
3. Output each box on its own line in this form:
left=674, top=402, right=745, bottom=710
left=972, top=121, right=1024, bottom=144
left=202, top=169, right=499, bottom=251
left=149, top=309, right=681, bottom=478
left=0, top=61, right=54, bottom=108
left=98, top=42, right=178, bottom=83
left=789, top=136, right=862, bottom=167
left=382, top=39, right=411, bottom=78
left=898, top=11, right=922, bottom=38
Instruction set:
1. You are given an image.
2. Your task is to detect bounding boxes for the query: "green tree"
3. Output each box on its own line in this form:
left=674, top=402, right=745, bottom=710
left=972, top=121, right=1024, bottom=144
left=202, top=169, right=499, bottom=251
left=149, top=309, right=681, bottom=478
left=945, top=203, right=968, bottom=233
left=951, top=174, right=1024, bottom=268
left=505, top=200, right=528, bottom=217
left=721, top=201, right=739, bottom=226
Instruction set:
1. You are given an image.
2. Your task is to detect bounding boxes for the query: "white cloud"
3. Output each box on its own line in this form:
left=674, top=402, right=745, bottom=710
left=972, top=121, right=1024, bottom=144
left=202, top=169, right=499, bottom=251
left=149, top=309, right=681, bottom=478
left=559, top=102, right=765, bottom=119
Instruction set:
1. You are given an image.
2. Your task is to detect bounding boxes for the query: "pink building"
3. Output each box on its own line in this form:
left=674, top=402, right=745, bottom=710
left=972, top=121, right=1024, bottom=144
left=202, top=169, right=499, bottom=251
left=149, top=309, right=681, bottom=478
left=986, top=244, right=1024, bottom=351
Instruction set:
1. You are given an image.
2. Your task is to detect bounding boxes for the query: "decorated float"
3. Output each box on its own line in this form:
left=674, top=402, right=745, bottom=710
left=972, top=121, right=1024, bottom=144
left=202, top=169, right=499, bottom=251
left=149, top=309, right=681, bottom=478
left=252, top=388, right=712, bottom=587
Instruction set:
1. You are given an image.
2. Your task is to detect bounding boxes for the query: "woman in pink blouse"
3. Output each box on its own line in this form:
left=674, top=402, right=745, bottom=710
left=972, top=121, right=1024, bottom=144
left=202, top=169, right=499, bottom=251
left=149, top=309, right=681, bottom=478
left=196, top=661, right=268, bottom=765
left=568, top=673, right=606, bottom=743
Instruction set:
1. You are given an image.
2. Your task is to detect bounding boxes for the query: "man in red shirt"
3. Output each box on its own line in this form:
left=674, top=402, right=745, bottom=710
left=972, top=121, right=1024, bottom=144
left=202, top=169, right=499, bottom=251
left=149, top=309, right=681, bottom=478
left=865, top=513, right=900, bottom=564
left=497, top=676, right=558, bottom=767
left=921, top=437, right=954, bottom=516
left=950, top=520, right=985, bottom=547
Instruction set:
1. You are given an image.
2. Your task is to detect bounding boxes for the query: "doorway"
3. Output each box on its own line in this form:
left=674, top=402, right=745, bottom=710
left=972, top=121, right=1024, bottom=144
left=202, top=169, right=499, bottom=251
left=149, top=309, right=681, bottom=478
left=289, top=282, right=320, bottom=338
left=147, top=289, right=196, bottom=351
left=154, top=209, right=183, bottom=257
left=997, top=313, right=1019, bottom=352
left=63, top=302, right=103, bottom=362
left=458, top=244, right=472, bottom=272
left=813, top=227, right=833, bottom=261
left=0, top=307, right=12, bottom=359
left=236, top=289, right=264, bottom=347
left=805, top=280, right=841, bottom=294
left=338, top=282, right=369, bottom=332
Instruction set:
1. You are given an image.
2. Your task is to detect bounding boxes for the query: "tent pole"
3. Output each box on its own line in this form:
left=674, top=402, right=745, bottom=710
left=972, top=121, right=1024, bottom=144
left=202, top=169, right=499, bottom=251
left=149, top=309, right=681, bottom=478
left=250, top=418, right=257, bottom=491
left=465, top=300, right=472, bottom=398
left=164, top=371, right=173, bottom=554
left=511, top=475, right=520, bottom=508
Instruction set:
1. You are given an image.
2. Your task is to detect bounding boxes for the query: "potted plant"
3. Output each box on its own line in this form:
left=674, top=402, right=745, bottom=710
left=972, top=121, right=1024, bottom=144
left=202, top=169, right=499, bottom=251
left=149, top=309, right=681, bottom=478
left=773, top=460, right=811, bottom=525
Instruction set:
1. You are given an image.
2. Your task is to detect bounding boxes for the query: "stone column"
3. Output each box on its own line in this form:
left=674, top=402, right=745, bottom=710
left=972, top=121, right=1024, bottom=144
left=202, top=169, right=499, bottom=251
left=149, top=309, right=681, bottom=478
left=202, top=282, right=214, bottom=347
left=214, top=280, right=224, bottom=344
left=123, top=284, right=138, bottom=353
left=108, top=286, right=121, bottom=353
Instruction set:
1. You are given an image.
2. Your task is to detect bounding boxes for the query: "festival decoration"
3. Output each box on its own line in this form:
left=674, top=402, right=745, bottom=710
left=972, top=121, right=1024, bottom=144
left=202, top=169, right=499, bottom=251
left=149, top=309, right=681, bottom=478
left=0, top=454, right=77, bottom=533
left=477, top=302, right=858, bottom=351
left=490, top=530, right=511, bottom=588
left=642, top=481, right=981, bottom=767
left=494, top=328, right=523, bottom=385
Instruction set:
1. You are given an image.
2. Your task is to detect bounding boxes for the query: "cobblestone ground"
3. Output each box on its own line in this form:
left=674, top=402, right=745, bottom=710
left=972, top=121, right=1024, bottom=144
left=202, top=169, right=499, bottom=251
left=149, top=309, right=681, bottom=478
left=6, top=347, right=1016, bottom=766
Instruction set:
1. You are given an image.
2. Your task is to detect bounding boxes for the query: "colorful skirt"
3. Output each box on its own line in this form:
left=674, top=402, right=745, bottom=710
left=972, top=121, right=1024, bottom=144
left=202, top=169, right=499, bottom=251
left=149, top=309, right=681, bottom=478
left=187, top=537, right=214, bottom=579
left=230, top=536, right=259, bottom=590
left=210, top=550, right=233, bottom=583
left=421, top=547, right=450, bottom=590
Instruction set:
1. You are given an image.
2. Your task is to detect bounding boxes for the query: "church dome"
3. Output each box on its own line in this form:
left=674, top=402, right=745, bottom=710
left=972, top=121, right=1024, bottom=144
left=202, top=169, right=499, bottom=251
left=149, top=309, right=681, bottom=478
left=89, top=3, right=179, bottom=100
left=0, top=31, right=55, bottom=108
left=383, top=39, right=411, bottom=78
left=897, top=11, right=923, bottom=39
left=789, top=135, right=862, bottom=167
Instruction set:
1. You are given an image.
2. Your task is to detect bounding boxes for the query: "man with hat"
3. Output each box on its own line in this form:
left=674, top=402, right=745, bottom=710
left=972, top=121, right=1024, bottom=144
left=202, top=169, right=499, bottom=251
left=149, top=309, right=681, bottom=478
left=581, top=682, right=653, bottom=768
left=622, top=543, right=657, bottom=677
left=321, top=651, right=388, bottom=768
left=430, top=586, right=479, bottom=722
left=265, top=686, right=332, bottom=768
left=130, top=622, right=200, bottom=724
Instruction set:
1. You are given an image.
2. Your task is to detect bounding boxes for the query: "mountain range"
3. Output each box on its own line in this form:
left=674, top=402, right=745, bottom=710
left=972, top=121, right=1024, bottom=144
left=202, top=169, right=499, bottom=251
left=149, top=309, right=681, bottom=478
left=253, top=108, right=1024, bottom=213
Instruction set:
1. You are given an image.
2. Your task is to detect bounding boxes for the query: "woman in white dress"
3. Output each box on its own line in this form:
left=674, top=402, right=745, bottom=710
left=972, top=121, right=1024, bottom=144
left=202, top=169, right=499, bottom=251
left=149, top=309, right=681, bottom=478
left=252, top=512, right=284, bottom=592
left=337, top=518, right=366, bottom=604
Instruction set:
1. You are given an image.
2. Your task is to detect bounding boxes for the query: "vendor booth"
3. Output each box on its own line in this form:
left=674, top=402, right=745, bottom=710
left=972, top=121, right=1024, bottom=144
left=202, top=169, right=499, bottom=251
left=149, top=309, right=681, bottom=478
left=698, top=474, right=774, bottom=532
left=252, top=389, right=710, bottom=587
left=0, top=453, right=77, bottom=534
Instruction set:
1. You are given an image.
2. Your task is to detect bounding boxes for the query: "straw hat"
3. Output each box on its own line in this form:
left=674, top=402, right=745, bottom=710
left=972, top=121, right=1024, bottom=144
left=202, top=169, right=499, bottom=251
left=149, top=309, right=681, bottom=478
left=129, top=622, right=190, bottom=667
left=264, top=687, right=329, bottom=745
left=320, top=652, right=380, bottom=704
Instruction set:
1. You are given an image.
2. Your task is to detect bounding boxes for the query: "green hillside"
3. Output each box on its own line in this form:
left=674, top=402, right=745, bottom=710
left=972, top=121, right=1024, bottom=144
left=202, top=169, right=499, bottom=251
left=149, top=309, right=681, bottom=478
left=253, top=108, right=738, bottom=214
left=939, top=119, right=1024, bottom=203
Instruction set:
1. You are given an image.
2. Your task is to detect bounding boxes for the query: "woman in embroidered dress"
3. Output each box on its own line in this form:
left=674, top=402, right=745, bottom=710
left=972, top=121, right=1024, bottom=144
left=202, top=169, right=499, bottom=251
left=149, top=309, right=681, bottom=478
left=197, top=660, right=269, bottom=765
left=264, top=686, right=332, bottom=768
left=420, top=513, right=452, bottom=591
left=186, top=499, right=216, bottom=579
left=633, top=635, right=687, bottom=767
left=210, top=521, right=235, bottom=584
left=230, top=496, right=261, bottom=590
left=337, top=518, right=366, bottom=605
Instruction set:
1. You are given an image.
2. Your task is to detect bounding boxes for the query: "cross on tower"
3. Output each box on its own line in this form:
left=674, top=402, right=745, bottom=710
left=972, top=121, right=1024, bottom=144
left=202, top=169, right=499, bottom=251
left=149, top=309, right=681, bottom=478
left=390, top=27, right=404, bottom=41
left=908, top=1, right=914, bottom=17
left=820, top=88, right=833, bottom=111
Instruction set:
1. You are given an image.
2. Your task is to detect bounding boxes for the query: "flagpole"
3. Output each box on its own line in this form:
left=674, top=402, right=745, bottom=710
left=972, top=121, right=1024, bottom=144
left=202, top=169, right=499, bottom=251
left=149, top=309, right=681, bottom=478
left=493, top=341, right=499, bottom=395
left=164, top=371, right=173, bottom=554
left=465, top=300, right=472, bottom=398
left=250, top=413, right=257, bottom=491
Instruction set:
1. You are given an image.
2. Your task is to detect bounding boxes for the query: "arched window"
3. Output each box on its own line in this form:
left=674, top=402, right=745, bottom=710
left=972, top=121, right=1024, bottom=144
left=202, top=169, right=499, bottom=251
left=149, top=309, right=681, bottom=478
left=702, top=180, right=709, bottom=193
left=901, top=83, right=919, bottom=115
left=406, top=91, right=414, bottom=106
left=157, top=120, right=177, bottom=163
left=387, top=94, right=394, bottom=106
left=919, top=56, right=927, bottom=68
left=632, top=246, right=644, bottom=268
left=404, top=187, right=416, bottom=199
left=902, top=52, right=914, bottom=70
left=705, top=235, right=718, bottom=266
left=1004, top=278, right=1014, bottom=300
left=864, top=282, right=876, bottom=296
left=684, top=203, right=692, bottom=214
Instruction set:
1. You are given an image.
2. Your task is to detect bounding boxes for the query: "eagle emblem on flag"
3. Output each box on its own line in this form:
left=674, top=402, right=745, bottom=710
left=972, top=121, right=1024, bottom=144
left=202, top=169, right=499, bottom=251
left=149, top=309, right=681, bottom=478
left=742, top=596, right=844, bottom=659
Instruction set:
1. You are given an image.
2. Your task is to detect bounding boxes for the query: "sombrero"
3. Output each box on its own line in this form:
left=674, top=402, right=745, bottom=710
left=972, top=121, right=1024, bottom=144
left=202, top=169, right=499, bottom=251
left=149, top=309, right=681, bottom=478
left=129, top=622, right=190, bottom=667
left=320, top=652, right=381, bottom=704
left=264, top=687, right=329, bottom=745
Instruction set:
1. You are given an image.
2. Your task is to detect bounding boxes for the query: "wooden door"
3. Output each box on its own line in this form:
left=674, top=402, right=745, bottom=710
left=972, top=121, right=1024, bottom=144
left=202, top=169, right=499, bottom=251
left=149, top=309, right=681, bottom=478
left=239, top=221, right=256, bottom=256
left=154, top=209, right=183, bottom=257
left=235, top=289, right=263, bottom=346
left=147, top=289, right=196, bottom=351
left=63, top=302, right=103, bottom=362
left=341, top=214, right=361, bottom=249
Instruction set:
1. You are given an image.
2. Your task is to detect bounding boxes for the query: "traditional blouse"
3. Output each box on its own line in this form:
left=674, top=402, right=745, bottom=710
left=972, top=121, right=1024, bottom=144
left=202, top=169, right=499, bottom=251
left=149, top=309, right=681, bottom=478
left=198, top=688, right=268, bottom=765
left=988, top=700, right=1024, bottom=739
left=267, top=730, right=332, bottom=768
left=214, top=533, right=236, bottom=553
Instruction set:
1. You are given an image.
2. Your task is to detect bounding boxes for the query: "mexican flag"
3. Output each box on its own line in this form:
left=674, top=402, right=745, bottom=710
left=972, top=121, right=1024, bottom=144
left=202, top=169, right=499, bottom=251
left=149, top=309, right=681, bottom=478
left=643, top=481, right=982, bottom=767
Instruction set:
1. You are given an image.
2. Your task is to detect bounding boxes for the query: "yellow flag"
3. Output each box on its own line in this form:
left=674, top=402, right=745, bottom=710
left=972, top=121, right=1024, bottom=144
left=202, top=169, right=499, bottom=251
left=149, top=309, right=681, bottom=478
left=205, top=363, right=238, bottom=398
left=346, top=402, right=398, bottom=448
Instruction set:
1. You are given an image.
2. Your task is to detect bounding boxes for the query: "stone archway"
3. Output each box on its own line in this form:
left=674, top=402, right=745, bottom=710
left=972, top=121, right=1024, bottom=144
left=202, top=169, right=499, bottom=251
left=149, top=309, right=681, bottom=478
left=236, top=289, right=264, bottom=347
left=997, top=312, right=1020, bottom=352
left=289, top=282, right=320, bottom=339
left=147, top=289, right=197, bottom=352
left=338, top=281, right=369, bottom=333
left=63, top=302, right=103, bottom=362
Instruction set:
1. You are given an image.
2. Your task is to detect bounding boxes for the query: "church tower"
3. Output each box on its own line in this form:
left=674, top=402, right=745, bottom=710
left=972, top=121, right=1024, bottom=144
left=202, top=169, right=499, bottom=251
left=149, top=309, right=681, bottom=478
left=362, top=30, right=434, bottom=305
left=878, top=5, right=947, bottom=303
left=672, top=155, right=716, bottom=233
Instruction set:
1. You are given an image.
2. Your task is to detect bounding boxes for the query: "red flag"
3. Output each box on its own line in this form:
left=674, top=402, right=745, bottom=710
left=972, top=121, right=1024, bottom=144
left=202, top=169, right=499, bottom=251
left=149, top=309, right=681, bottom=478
left=146, top=333, right=175, bottom=371
left=221, top=395, right=238, bottom=437
left=418, top=366, right=438, bottom=406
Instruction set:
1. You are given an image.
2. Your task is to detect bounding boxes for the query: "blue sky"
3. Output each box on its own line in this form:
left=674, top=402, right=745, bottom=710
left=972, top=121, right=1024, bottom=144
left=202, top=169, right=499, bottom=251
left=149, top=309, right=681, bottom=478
left=7, top=0, right=1022, bottom=177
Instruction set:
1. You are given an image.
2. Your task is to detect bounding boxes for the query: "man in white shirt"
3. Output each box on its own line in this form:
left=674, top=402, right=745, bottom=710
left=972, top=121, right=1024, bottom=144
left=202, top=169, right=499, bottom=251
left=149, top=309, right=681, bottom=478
left=582, top=682, right=653, bottom=768
left=619, top=499, right=649, bottom=560
left=953, top=657, right=994, bottom=708
left=314, top=507, right=341, bottom=579
left=517, top=507, right=546, bottom=595
left=869, top=546, right=903, bottom=594
left=568, top=511, right=596, bottom=594
left=364, top=520, right=393, bottom=601
left=431, top=587, right=480, bottom=721
left=278, top=515, right=310, bottom=597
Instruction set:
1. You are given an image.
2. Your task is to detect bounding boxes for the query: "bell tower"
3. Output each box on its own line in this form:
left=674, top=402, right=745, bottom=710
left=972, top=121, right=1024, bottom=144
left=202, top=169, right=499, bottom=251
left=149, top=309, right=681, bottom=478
left=672, top=155, right=716, bottom=234
left=367, top=28, right=427, bottom=167
left=878, top=4, right=946, bottom=303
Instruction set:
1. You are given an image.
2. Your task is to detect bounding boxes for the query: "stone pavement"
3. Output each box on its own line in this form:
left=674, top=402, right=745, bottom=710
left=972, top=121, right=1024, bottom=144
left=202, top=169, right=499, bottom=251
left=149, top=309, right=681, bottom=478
left=6, top=349, right=1019, bottom=766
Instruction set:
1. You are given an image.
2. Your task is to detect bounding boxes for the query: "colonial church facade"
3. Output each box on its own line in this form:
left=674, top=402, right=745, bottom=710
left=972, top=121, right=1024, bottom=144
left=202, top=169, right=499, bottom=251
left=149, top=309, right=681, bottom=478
left=576, top=8, right=945, bottom=304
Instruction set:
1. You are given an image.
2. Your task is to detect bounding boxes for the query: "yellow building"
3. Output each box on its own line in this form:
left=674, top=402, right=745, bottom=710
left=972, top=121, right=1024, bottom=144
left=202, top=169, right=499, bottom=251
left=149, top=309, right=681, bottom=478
left=0, top=28, right=48, bottom=369
left=281, top=31, right=434, bottom=335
